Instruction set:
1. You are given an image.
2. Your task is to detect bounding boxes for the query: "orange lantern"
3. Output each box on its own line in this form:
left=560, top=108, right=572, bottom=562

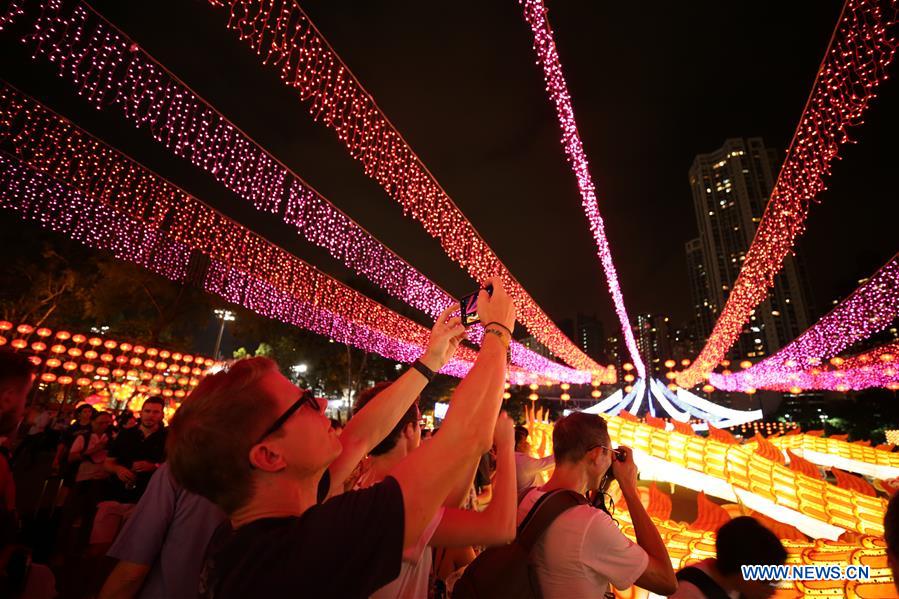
left=702, top=384, right=715, bottom=393
left=159, top=350, right=171, bottom=359
left=591, top=390, right=601, bottom=398
left=28, top=356, right=41, bottom=366
left=84, top=350, right=98, bottom=360
left=183, top=355, right=194, bottom=363
left=88, top=337, right=102, bottom=347
left=11, top=339, right=27, bottom=349
left=0, top=337, right=6, bottom=346
left=133, top=345, right=146, bottom=354
left=80, top=364, right=95, bottom=373
left=119, top=343, right=133, bottom=352
left=76, top=377, right=91, bottom=386
left=58, top=375, right=73, bottom=385
left=156, top=362, right=168, bottom=371
left=191, top=368, right=202, bottom=376
left=36, top=327, right=52, bottom=337
left=177, top=377, right=189, bottom=386
left=31, top=342, right=47, bottom=352
left=0, top=321, right=12, bottom=331
left=45, top=358, right=62, bottom=368
left=16, top=324, right=34, bottom=335
left=147, top=348, right=159, bottom=357
left=172, top=352, right=182, bottom=361
left=92, top=381, right=106, bottom=390
left=153, top=374, right=164, bottom=382
left=204, top=359, right=214, bottom=367
left=67, top=347, right=83, bottom=357
left=103, top=340, right=117, bottom=350
left=130, top=357, right=142, bottom=366
left=100, top=354, right=114, bottom=362
left=41, top=373, right=57, bottom=383
left=528, top=393, right=538, bottom=401
left=96, top=366, right=110, bottom=376
left=140, top=372, right=152, bottom=381
left=179, top=365, right=190, bottom=374
left=71, top=334, right=86, bottom=344
left=62, top=361, right=77, bottom=371
left=144, top=360, right=156, bottom=369
left=115, top=355, right=128, bottom=364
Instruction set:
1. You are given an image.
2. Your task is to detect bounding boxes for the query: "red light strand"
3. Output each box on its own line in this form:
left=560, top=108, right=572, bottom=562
left=199, top=0, right=604, bottom=372
left=678, top=0, right=899, bottom=388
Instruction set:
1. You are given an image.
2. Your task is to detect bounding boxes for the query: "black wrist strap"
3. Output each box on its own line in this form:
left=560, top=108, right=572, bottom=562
left=485, top=321, right=513, bottom=337
left=411, top=359, right=436, bottom=383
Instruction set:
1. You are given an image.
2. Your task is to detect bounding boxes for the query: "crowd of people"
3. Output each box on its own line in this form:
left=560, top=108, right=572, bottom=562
left=0, top=279, right=897, bottom=598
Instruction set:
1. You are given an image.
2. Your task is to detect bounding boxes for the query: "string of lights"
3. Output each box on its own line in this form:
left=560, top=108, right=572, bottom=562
left=677, top=0, right=899, bottom=388
left=518, top=0, right=645, bottom=379
left=0, top=149, right=489, bottom=379
left=197, top=0, right=604, bottom=372
left=0, top=0, right=607, bottom=383
left=712, top=255, right=899, bottom=392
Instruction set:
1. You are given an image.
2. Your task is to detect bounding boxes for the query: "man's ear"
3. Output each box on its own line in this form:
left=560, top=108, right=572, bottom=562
left=248, top=442, right=288, bottom=472
left=403, top=421, right=417, bottom=440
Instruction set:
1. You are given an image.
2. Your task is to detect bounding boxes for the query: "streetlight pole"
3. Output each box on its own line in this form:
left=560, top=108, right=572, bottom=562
left=212, top=309, right=236, bottom=360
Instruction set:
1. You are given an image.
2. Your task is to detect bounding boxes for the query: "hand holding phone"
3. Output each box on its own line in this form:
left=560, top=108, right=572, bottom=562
left=459, top=284, right=493, bottom=327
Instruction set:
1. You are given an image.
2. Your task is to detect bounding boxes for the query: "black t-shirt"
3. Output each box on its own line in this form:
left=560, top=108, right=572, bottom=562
left=200, top=476, right=405, bottom=599
left=105, top=426, right=167, bottom=503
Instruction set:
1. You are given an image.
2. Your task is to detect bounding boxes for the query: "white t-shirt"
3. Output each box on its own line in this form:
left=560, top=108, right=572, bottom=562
left=514, top=452, right=555, bottom=495
left=70, top=433, right=109, bottom=482
left=517, top=488, right=648, bottom=599
left=370, top=507, right=444, bottom=599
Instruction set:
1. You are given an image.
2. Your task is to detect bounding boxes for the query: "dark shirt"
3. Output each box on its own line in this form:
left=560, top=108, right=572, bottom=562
left=200, top=476, right=405, bottom=599
left=106, top=425, right=167, bottom=503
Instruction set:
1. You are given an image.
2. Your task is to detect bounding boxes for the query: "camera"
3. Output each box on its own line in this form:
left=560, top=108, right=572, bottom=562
left=459, top=284, right=494, bottom=327
left=612, top=448, right=626, bottom=462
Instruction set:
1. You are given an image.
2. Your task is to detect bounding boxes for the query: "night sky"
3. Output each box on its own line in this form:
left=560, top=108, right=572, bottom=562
left=1, top=0, right=896, bottom=337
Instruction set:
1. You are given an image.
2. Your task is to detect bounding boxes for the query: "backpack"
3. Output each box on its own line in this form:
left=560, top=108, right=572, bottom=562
left=676, top=566, right=731, bottom=599
left=451, top=489, right=587, bottom=599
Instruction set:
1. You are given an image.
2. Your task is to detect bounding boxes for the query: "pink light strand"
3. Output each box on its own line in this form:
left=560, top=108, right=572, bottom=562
left=712, top=255, right=899, bottom=392
left=0, top=148, right=487, bottom=379
left=199, top=0, right=604, bottom=373
left=0, top=1, right=603, bottom=383
left=518, top=0, right=646, bottom=379
left=678, top=0, right=899, bottom=388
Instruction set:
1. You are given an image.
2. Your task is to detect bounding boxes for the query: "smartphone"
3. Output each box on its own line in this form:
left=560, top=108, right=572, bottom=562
left=459, top=284, right=493, bottom=327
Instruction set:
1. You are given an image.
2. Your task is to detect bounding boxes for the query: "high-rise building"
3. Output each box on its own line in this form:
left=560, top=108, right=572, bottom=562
left=634, top=313, right=673, bottom=377
left=559, top=314, right=606, bottom=363
left=688, top=138, right=811, bottom=358
left=686, top=237, right=716, bottom=342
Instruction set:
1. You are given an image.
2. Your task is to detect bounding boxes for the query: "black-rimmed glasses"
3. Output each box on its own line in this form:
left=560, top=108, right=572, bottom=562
left=254, top=389, right=321, bottom=446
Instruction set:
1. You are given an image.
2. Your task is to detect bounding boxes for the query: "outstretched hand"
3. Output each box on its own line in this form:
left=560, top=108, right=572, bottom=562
left=420, top=305, right=466, bottom=372
left=478, top=277, right=515, bottom=333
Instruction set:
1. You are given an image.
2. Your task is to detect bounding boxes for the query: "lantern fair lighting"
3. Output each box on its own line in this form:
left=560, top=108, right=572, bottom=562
left=0, top=320, right=212, bottom=397
left=171, top=0, right=606, bottom=371
left=0, top=86, right=597, bottom=385
left=518, top=0, right=646, bottom=378
left=712, top=256, right=899, bottom=392
left=0, top=5, right=603, bottom=385
left=677, top=0, right=899, bottom=388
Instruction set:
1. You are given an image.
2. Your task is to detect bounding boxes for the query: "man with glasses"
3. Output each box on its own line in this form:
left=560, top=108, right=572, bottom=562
left=168, top=278, right=515, bottom=599
left=517, top=411, right=677, bottom=598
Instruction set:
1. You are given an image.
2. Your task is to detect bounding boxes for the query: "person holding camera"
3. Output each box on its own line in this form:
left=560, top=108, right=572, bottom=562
left=516, top=412, right=677, bottom=598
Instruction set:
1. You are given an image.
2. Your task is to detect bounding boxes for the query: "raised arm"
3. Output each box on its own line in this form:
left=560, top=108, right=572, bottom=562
left=325, top=305, right=466, bottom=498
left=389, top=277, right=515, bottom=549
left=614, top=446, right=678, bottom=596
left=430, top=411, right=517, bottom=547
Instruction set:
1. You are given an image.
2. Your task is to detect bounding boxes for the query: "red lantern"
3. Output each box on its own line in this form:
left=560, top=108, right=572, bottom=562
left=71, top=334, right=86, bottom=344
left=36, top=327, right=52, bottom=337
left=16, top=324, right=34, bottom=335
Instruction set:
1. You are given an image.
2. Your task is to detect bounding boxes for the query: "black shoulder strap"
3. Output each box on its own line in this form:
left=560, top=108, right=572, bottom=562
left=676, top=566, right=731, bottom=599
left=517, top=489, right=588, bottom=552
